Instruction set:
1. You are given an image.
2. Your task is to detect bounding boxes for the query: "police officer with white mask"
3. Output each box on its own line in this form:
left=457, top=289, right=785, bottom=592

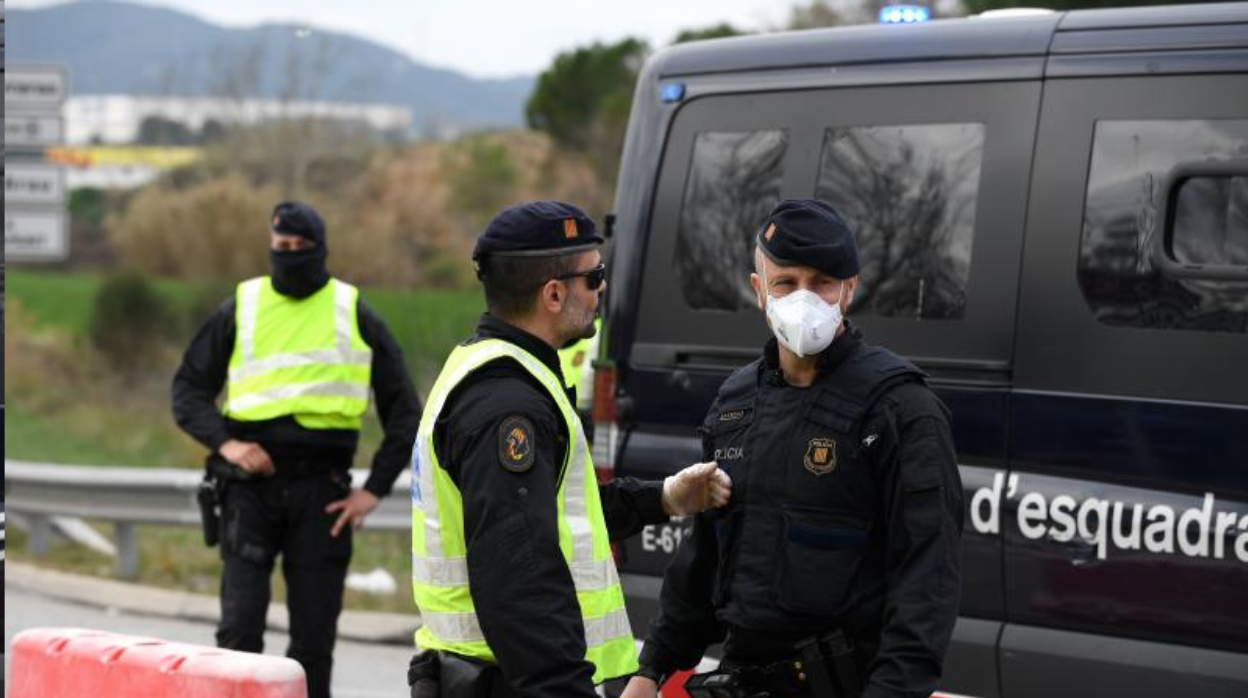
left=623, top=199, right=964, bottom=698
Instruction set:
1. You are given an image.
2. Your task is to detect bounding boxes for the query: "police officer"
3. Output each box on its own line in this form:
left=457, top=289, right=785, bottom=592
left=172, top=201, right=422, bottom=698
left=622, top=199, right=964, bottom=698
left=407, top=201, right=731, bottom=698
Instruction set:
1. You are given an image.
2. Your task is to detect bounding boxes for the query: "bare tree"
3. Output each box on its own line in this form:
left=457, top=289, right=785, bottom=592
left=816, top=125, right=981, bottom=319
left=673, top=131, right=788, bottom=309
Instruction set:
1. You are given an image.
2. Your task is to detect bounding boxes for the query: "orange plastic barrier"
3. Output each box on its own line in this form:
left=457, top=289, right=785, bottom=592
left=9, top=627, right=306, bottom=698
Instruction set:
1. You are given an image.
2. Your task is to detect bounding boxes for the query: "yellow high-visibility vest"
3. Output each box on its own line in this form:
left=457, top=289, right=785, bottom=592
left=410, top=338, right=637, bottom=683
left=224, top=276, right=372, bottom=430
left=558, top=317, right=602, bottom=411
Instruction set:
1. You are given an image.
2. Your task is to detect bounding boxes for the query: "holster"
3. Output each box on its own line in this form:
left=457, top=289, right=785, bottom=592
left=408, top=650, right=513, bottom=698
left=196, top=474, right=222, bottom=547
left=197, top=456, right=250, bottom=547
left=795, top=629, right=864, bottom=698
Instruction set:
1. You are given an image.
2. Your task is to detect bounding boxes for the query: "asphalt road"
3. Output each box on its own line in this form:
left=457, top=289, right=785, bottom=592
left=4, top=586, right=414, bottom=697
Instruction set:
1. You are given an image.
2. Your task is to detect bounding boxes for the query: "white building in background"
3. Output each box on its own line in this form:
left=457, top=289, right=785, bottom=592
left=64, top=95, right=413, bottom=145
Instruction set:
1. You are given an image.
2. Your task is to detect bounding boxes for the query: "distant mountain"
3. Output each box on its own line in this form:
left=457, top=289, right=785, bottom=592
left=6, top=0, right=535, bottom=133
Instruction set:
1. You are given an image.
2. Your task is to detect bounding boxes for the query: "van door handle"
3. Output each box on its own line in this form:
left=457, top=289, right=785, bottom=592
left=666, top=370, right=692, bottom=392
left=1050, top=534, right=1102, bottom=568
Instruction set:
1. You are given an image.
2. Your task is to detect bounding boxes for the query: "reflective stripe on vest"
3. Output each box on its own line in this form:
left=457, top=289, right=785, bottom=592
left=224, top=277, right=372, bottom=429
left=410, top=338, right=637, bottom=683
left=420, top=604, right=633, bottom=647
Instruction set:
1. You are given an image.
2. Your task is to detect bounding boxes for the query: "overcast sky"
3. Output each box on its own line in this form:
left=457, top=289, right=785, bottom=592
left=10, top=0, right=851, bottom=79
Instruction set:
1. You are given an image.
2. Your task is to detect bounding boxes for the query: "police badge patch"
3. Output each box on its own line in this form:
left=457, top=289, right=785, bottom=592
left=804, top=437, right=837, bottom=476
left=498, top=416, right=536, bottom=473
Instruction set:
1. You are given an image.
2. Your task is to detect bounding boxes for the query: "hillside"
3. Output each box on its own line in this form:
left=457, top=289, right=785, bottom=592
left=6, top=0, right=534, bottom=131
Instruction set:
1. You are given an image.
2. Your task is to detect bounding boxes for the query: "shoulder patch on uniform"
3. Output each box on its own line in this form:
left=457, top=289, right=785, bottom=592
left=498, top=415, right=536, bottom=473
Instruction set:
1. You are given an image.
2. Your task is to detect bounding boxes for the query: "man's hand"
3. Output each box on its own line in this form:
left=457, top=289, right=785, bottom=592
left=619, top=676, right=660, bottom=698
left=663, top=461, right=731, bottom=517
left=218, top=439, right=274, bottom=476
left=325, top=488, right=381, bottom=537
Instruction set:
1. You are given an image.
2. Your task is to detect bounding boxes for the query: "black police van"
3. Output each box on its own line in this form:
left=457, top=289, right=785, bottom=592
left=590, top=4, right=1248, bottom=697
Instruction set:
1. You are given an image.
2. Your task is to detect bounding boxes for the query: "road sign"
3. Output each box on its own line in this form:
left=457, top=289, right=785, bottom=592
left=5, top=210, right=69, bottom=262
left=4, top=114, right=65, bottom=149
left=5, top=164, right=67, bottom=205
left=6, top=63, right=74, bottom=262
left=5, top=64, right=70, bottom=109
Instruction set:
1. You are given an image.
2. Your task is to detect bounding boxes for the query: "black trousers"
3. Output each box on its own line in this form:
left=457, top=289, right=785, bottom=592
left=217, top=468, right=353, bottom=698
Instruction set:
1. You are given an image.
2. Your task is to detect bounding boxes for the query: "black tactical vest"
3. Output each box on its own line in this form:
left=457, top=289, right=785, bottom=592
left=699, top=339, right=925, bottom=644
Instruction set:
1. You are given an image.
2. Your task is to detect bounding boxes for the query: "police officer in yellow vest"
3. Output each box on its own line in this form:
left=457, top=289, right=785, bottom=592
left=407, top=201, right=731, bottom=698
left=172, top=201, right=422, bottom=698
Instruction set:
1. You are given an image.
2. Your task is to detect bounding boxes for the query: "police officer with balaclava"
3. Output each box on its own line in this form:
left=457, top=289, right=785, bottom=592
left=172, top=200, right=422, bottom=698
left=622, top=199, right=964, bottom=698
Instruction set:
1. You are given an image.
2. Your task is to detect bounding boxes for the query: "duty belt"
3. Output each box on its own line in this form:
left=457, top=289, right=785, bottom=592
left=687, top=629, right=869, bottom=698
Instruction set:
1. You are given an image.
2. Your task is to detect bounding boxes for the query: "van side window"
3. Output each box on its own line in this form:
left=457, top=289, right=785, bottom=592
left=673, top=130, right=789, bottom=310
left=814, top=124, right=985, bottom=320
left=1078, top=120, right=1248, bottom=333
left=1171, top=174, right=1248, bottom=267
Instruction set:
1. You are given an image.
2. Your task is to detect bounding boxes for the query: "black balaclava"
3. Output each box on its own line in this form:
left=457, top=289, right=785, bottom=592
left=269, top=200, right=330, bottom=299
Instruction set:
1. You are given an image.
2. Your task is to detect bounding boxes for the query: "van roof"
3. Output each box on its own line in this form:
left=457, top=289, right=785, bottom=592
left=652, top=2, right=1248, bottom=79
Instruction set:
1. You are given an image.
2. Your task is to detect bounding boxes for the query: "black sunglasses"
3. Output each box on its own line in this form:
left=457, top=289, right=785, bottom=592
left=552, top=263, right=606, bottom=290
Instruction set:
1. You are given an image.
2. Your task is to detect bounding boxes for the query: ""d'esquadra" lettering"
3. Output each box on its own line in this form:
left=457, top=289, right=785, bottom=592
left=970, top=472, right=1248, bottom=563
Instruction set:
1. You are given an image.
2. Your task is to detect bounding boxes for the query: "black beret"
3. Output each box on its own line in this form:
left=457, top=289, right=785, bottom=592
left=756, top=199, right=859, bottom=279
left=271, top=201, right=326, bottom=247
left=473, top=201, right=604, bottom=260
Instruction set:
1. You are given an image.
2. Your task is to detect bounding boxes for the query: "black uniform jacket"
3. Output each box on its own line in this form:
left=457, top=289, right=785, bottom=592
left=432, top=314, right=668, bottom=698
left=639, top=324, right=964, bottom=698
left=171, top=288, right=422, bottom=498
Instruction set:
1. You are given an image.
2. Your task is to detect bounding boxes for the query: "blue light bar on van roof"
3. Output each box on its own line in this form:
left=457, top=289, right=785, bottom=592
left=879, top=5, right=931, bottom=24
left=659, top=83, right=686, bottom=103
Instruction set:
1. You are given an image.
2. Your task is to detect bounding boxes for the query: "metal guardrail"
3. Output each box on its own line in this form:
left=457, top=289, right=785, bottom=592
left=4, top=460, right=411, bottom=578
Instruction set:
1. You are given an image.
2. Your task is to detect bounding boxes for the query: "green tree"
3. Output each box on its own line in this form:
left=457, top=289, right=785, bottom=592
left=962, top=0, right=1179, bottom=12
left=673, top=23, right=746, bottom=44
left=525, top=38, right=649, bottom=153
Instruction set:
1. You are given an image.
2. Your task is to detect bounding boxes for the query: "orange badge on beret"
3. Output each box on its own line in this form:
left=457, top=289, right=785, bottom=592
left=764, top=223, right=777, bottom=241
left=564, top=218, right=578, bottom=239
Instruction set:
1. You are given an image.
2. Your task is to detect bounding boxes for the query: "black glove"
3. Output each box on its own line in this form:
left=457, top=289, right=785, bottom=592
left=408, top=651, right=440, bottom=698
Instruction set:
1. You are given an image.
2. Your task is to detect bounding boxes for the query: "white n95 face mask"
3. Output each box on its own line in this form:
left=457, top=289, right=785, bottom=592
left=762, top=266, right=843, bottom=357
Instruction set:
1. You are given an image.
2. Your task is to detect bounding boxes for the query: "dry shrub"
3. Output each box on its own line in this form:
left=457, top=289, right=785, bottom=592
left=332, top=143, right=459, bottom=288
left=107, top=130, right=612, bottom=290
left=109, top=174, right=280, bottom=281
